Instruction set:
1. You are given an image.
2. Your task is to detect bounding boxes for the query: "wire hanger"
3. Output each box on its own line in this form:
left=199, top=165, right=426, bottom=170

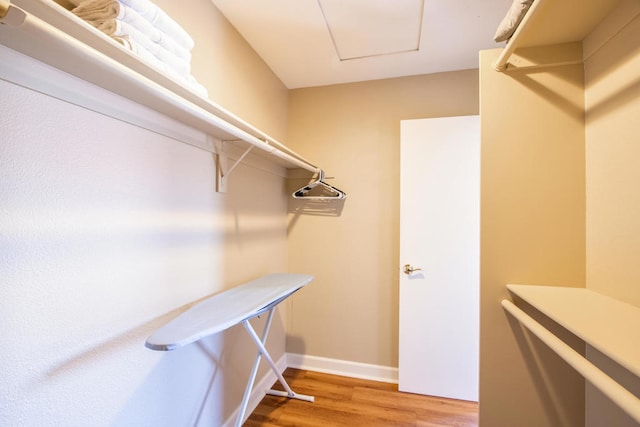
left=292, top=170, right=347, bottom=199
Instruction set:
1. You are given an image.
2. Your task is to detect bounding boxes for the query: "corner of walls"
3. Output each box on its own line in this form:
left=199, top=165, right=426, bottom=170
left=584, top=0, right=640, bottom=306
left=154, top=0, right=290, bottom=142
left=584, top=3, right=640, bottom=426
left=479, top=48, right=586, bottom=426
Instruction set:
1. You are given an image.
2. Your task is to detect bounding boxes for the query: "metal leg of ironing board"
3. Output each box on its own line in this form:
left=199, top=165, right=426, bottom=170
left=235, top=308, right=314, bottom=427
left=234, top=308, right=275, bottom=427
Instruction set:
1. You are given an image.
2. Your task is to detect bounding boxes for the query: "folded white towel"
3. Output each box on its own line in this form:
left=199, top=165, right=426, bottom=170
left=117, top=36, right=207, bottom=97
left=97, top=20, right=191, bottom=76
left=119, top=0, right=194, bottom=51
left=96, top=18, right=191, bottom=64
left=74, top=1, right=192, bottom=75
left=73, top=0, right=194, bottom=51
left=72, top=0, right=207, bottom=97
left=494, top=0, right=534, bottom=42
left=82, top=4, right=192, bottom=61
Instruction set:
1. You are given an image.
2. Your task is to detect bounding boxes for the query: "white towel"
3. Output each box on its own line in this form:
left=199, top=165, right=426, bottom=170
left=95, top=19, right=191, bottom=75
left=72, top=0, right=207, bottom=97
left=73, top=0, right=193, bottom=51
left=117, top=36, right=208, bottom=97
left=90, top=9, right=192, bottom=61
left=119, top=0, right=194, bottom=51
left=494, top=0, right=534, bottom=42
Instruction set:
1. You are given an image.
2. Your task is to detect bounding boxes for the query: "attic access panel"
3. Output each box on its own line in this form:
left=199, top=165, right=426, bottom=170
left=318, top=0, right=424, bottom=60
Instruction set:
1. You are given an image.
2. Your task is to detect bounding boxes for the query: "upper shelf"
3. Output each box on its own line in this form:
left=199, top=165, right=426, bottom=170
left=494, top=0, right=625, bottom=70
left=0, top=0, right=319, bottom=173
left=516, top=0, right=622, bottom=47
left=507, top=284, right=640, bottom=379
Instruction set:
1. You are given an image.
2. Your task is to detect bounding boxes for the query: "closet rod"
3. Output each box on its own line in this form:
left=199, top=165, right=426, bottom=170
left=493, top=0, right=548, bottom=71
left=502, top=299, right=640, bottom=423
left=0, top=1, right=319, bottom=174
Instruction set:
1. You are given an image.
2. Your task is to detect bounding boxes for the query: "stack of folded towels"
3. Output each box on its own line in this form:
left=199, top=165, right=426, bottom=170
left=72, top=0, right=207, bottom=97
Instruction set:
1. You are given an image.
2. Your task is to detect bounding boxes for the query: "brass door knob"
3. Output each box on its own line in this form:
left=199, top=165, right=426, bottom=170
left=403, top=264, right=423, bottom=275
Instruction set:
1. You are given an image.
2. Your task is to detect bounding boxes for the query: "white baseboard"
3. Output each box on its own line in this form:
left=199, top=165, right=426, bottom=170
left=286, top=353, right=398, bottom=384
left=222, top=353, right=288, bottom=427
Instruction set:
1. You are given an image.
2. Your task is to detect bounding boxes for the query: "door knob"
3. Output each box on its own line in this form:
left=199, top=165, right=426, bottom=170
left=403, top=264, right=423, bottom=275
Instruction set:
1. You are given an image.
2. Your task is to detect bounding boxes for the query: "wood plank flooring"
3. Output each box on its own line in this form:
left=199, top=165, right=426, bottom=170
left=244, top=369, right=478, bottom=426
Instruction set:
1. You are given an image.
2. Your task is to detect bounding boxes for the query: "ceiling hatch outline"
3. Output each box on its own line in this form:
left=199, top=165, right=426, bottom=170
left=318, top=0, right=425, bottom=61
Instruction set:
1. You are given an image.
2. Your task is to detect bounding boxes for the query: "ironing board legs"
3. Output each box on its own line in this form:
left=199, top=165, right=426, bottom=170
left=234, top=308, right=314, bottom=427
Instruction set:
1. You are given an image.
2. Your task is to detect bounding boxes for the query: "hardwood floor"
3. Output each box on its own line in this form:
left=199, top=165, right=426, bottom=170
left=244, top=369, right=478, bottom=426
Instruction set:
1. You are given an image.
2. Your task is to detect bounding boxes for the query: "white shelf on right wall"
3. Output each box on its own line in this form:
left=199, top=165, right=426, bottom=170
left=506, top=284, right=640, bottom=379
left=494, top=0, right=625, bottom=70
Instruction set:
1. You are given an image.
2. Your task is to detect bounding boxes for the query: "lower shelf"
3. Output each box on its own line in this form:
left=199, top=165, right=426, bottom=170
left=504, top=284, right=640, bottom=423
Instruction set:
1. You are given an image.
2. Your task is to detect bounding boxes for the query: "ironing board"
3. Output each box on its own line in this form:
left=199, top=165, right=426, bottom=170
left=145, top=273, right=315, bottom=427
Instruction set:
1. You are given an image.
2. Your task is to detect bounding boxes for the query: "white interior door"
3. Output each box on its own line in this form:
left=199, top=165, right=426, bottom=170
left=399, top=116, right=479, bottom=402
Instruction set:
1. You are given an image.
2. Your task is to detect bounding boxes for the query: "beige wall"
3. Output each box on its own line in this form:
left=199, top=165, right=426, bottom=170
left=585, top=1, right=640, bottom=305
left=585, top=2, right=640, bottom=425
left=286, top=71, right=479, bottom=367
left=479, top=49, right=586, bottom=426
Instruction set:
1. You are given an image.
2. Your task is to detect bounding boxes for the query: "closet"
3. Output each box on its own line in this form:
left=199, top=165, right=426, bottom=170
left=480, top=0, right=640, bottom=426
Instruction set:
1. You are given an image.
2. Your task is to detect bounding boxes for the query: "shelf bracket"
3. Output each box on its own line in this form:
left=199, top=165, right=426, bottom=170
left=215, top=141, right=255, bottom=193
left=498, top=42, right=583, bottom=72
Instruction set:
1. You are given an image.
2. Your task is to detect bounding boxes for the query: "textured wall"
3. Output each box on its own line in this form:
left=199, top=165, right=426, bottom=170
left=0, top=65, right=289, bottom=426
left=0, top=1, right=291, bottom=424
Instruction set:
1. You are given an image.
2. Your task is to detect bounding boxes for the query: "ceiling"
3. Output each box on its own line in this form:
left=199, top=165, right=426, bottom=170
left=210, top=0, right=514, bottom=89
